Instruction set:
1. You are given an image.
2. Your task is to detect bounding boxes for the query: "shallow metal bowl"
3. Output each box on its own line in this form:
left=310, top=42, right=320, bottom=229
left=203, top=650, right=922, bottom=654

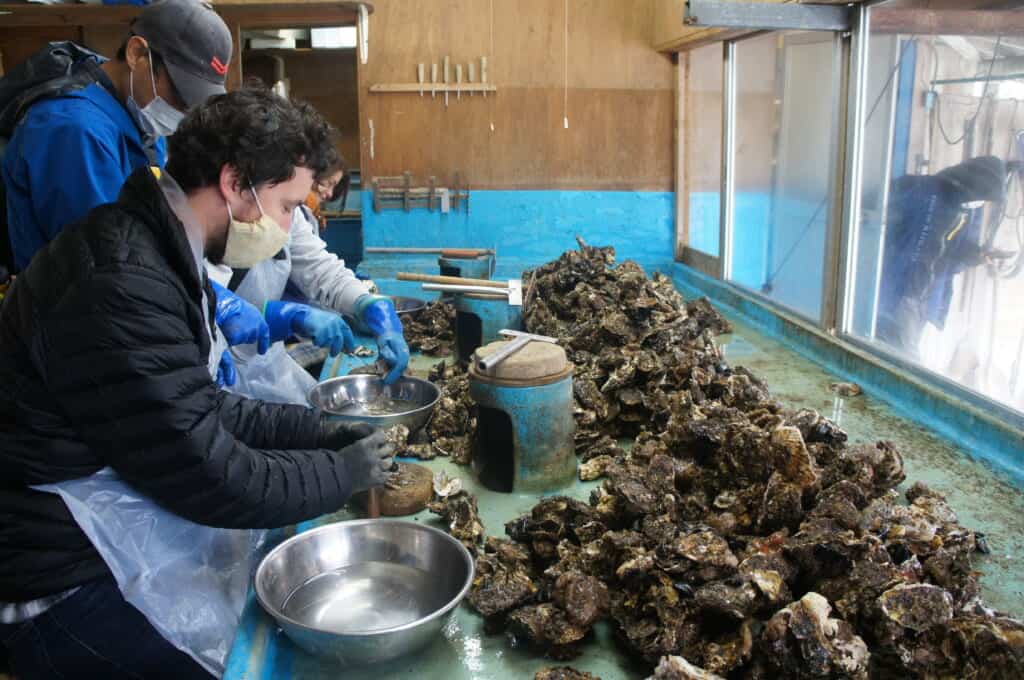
left=390, top=296, right=427, bottom=316
left=308, top=375, right=440, bottom=434
left=254, top=520, right=474, bottom=666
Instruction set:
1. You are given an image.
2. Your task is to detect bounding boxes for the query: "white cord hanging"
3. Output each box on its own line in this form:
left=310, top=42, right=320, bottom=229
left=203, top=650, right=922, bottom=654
left=489, top=0, right=495, bottom=132
left=563, top=0, right=569, bottom=129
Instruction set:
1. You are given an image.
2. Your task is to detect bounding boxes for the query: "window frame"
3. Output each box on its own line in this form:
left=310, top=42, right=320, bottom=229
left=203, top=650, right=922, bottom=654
left=674, top=0, right=1024, bottom=425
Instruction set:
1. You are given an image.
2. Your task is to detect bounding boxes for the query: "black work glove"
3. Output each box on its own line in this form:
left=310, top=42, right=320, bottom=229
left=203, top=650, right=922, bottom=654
left=318, top=418, right=375, bottom=450
left=340, top=430, right=396, bottom=494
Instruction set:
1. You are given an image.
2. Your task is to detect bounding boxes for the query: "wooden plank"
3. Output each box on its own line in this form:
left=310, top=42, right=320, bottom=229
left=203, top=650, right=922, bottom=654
left=0, top=26, right=81, bottom=71
left=80, top=25, right=127, bottom=59
left=218, top=6, right=361, bottom=28
left=370, top=83, right=496, bottom=93
left=359, top=0, right=675, bottom=191
left=872, top=8, right=1024, bottom=36
left=225, top=21, right=243, bottom=92
left=0, top=2, right=368, bottom=28
left=681, top=246, right=719, bottom=277
left=363, top=85, right=674, bottom=191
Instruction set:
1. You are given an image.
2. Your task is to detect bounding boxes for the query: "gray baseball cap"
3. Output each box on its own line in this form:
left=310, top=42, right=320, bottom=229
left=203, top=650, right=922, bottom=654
left=131, top=0, right=233, bottom=109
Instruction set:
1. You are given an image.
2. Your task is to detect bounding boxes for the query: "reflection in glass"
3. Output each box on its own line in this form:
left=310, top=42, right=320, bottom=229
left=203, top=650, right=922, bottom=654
left=848, top=11, right=1024, bottom=413
left=730, top=33, right=838, bottom=321
left=687, top=44, right=723, bottom=256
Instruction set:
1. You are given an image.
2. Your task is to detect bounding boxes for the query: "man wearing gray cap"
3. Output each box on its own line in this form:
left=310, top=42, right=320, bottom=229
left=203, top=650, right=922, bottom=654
left=2, top=0, right=233, bottom=271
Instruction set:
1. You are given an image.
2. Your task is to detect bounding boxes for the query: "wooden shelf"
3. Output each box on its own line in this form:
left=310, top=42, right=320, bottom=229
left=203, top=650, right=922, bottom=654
left=370, top=83, right=497, bottom=94
left=0, top=1, right=373, bottom=28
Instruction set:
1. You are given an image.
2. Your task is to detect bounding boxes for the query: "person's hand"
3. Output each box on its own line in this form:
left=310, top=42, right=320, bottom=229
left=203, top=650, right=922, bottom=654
left=216, top=350, right=236, bottom=387
left=357, top=295, right=409, bottom=385
left=377, top=333, right=410, bottom=385
left=318, top=419, right=374, bottom=449
left=295, top=307, right=356, bottom=356
left=264, top=301, right=355, bottom=355
left=211, top=280, right=271, bottom=353
left=339, top=430, right=396, bottom=493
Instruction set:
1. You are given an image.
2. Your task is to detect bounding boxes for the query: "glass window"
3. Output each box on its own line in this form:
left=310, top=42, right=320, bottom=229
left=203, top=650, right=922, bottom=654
left=685, top=44, right=723, bottom=256
left=847, top=2, right=1024, bottom=413
left=730, top=32, right=840, bottom=321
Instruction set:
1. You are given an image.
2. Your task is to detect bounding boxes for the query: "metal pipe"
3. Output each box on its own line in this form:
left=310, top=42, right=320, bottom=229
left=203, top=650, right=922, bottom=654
left=477, top=336, right=531, bottom=373
left=838, top=2, right=871, bottom=337
left=719, top=40, right=738, bottom=282
left=932, top=73, right=1024, bottom=86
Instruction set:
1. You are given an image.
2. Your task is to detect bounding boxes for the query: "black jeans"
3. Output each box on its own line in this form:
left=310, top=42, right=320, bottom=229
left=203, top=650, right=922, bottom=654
left=0, top=576, right=212, bottom=680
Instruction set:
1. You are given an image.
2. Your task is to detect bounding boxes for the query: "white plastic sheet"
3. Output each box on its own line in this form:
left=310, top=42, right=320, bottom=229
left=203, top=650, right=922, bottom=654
left=37, top=469, right=266, bottom=678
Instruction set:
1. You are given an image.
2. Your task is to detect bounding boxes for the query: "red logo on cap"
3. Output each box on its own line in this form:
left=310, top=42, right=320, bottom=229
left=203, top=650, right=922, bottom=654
left=210, top=56, right=228, bottom=76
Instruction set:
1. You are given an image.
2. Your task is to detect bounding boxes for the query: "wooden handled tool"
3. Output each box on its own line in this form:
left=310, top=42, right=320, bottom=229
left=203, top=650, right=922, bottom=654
left=441, top=248, right=488, bottom=258
left=366, top=488, right=381, bottom=519
left=443, top=56, right=450, bottom=108
left=365, top=247, right=495, bottom=257
left=397, top=272, right=507, bottom=289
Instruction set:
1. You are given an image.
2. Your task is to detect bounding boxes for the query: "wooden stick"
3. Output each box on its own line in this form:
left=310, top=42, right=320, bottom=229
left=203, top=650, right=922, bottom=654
left=370, top=83, right=496, bottom=94
left=397, top=272, right=507, bottom=289
left=441, top=248, right=489, bottom=259
left=366, top=488, right=381, bottom=518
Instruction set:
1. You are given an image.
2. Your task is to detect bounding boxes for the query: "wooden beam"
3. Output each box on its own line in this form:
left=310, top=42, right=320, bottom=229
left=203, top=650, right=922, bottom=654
left=370, top=83, right=496, bottom=94
left=654, top=0, right=792, bottom=53
left=872, top=8, right=1024, bottom=36
left=0, top=1, right=370, bottom=28
left=225, top=21, right=243, bottom=92
left=218, top=6, right=361, bottom=28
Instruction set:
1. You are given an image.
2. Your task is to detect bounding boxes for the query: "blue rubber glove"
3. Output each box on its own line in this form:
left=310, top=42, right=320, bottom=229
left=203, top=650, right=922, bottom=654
left=356, top=295, right=410, bottom=385
left=210, top=280, right=271, bottom=354
left=264, top=301, right=356, bottom=356
left=216, top=350, right=236, bottom=387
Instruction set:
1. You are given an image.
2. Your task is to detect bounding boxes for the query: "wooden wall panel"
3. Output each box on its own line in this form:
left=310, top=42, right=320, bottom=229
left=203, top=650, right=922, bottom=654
left=80, top=25, right=127, bottom=59
left=0, top=26, right=82, bottom=72
left=360, top=0, right=675, bottom=190
left=243, top=49, right=361, bottom=168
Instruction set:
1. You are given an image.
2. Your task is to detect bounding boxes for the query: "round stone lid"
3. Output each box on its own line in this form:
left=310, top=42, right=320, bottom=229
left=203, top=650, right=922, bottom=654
left=473, top=339, right=568, bottom=380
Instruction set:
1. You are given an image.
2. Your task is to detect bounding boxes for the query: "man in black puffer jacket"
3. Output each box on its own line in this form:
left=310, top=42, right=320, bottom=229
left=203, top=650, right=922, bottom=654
left=0, top=88, right=394, bottom=679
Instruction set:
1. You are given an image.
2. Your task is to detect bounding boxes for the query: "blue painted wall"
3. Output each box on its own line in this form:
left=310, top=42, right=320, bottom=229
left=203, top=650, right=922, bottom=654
left=688, top=191, right=721, bottom=256
left=358, top=190, right=676, bottom=282
left=694, top=191, right=826, bottom=322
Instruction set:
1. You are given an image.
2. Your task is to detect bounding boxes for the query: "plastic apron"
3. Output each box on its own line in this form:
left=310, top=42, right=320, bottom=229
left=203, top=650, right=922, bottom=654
left=34, top=172, right=264, bottom=678
left=226, top=238, right=318, bottom=406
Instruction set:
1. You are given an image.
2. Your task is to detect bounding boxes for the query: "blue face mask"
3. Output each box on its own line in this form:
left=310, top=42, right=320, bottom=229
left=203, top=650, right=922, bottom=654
left=126, top=54, right=184, bottom=139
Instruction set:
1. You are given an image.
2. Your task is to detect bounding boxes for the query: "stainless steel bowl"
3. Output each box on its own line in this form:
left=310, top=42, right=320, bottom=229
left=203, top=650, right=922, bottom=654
left=308, top=375, right=440, bottom=434
left=390, top=296, right=427, bottom=316
left=255, top=520, right=474, bottom=666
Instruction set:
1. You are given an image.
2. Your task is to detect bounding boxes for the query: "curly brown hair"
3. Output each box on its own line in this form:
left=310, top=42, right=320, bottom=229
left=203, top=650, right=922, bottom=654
left=166, top=86, right=340, bottom=193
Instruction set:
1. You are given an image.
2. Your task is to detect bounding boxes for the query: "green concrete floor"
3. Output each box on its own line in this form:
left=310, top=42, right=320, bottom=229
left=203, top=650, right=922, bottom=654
left=232, top=315, right=1024, bottom=680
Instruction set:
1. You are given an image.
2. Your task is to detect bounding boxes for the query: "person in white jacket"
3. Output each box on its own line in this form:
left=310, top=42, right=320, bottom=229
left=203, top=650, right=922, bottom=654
left=208, top=160, right=410, bottom=405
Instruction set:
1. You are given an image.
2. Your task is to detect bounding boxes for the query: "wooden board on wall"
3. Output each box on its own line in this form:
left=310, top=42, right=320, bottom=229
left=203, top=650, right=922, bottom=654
left=360, top=0, right=675, bottom=191
left=0, top=26, right=81, bottom=72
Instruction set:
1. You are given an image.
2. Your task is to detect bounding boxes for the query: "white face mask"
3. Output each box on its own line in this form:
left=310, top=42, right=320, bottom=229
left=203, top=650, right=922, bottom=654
left=126, top=54, right=185, bottom=139
left=222, top=185, right=289, bottom=268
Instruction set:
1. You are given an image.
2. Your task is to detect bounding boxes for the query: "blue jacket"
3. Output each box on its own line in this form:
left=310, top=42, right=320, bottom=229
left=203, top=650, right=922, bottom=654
left=2, top=81, right=166, bottom=270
